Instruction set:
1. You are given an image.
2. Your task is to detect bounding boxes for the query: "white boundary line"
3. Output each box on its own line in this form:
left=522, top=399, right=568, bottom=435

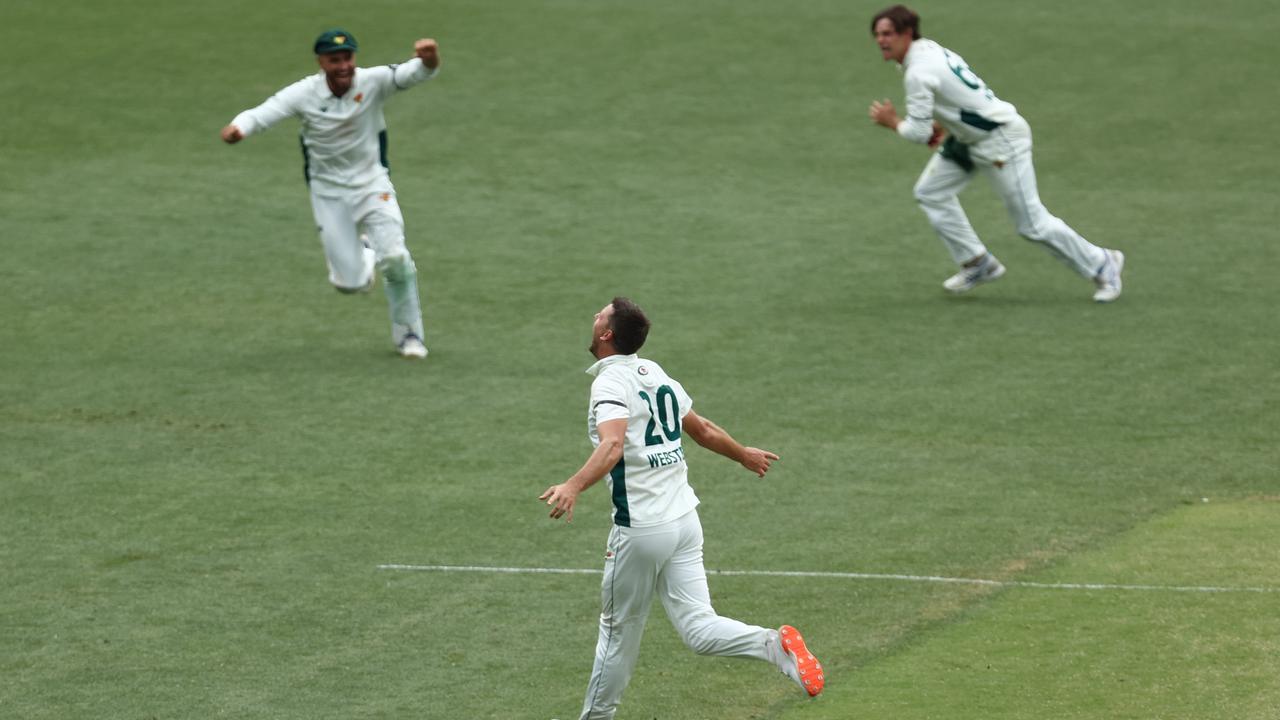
left=376, top=564, right=1277, bottom=594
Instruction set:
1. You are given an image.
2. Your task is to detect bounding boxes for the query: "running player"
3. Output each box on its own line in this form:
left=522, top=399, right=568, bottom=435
left=539, top=297, right=824, bottom=720
left=221, top=30, right=440, bottom=357
left=868, top=5, right=1125, bottom=302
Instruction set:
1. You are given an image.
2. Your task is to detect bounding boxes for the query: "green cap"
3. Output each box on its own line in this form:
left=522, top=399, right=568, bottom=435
left=314, top=29, right=358, bottom=55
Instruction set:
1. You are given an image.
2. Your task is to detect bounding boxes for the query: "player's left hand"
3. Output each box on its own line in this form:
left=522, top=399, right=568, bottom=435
left=869, top=99, right=899, bottom=130
left=415, top=38, right=440, bottom=69
left=539, top=482, right=578, bottom=522
left=740, top=447, right=780, bottom=478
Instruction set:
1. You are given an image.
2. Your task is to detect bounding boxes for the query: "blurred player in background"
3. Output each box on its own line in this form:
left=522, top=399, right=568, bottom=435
left=868, top=5, right=1125, bottom=302
left=221, top=30, right=441, bottom=357
left=539, top=297, right=824, bottom=720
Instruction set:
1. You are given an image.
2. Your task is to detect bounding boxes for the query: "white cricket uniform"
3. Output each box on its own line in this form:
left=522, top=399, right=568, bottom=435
left=229, top=58, right=438, bottom=344
left=896, top=39, right=1107, bottom=277
left=577, top=354, right=790, bottom=720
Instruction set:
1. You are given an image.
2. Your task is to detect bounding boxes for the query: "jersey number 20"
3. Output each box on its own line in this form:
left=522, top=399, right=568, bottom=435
left=639, top=386, right=681, bottom=446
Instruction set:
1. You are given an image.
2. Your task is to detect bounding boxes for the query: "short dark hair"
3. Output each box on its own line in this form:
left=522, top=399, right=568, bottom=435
left=871, top=5, right=921, bottom=40
left=609, top=297, right=650, bottom=355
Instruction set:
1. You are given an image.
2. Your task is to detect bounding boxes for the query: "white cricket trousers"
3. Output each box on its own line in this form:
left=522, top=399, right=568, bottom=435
left=579, top=509, right=775, bottom=720
left=912, top=117, right=1107, bottom=278
left=308, top=180, right=424, bottom=345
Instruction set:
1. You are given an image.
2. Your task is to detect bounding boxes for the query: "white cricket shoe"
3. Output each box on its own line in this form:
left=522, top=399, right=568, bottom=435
left=1093, top=249, right=1125, bottom=303
left=943, top=255, right=1006, bottom=294
left=398, top=335, right=428, bottom=359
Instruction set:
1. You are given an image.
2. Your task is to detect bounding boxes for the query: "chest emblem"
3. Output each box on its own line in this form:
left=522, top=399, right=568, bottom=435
left=354, top=93, right=364, bottom=103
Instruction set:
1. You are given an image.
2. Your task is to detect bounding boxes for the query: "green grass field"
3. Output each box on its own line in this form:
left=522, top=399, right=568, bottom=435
left=3, top=1, right=1278, bottom=718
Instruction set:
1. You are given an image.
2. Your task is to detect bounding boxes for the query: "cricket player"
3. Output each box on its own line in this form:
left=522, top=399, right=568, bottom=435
left=221, top=29, right=440, bottom=358
left=539, top=297, right=824, bottom=720
left=868, top=5, right=1126, bottom=302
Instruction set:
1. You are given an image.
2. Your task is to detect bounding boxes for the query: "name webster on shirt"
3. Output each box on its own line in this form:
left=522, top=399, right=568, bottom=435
left=646, top=446, right=686, bottom=469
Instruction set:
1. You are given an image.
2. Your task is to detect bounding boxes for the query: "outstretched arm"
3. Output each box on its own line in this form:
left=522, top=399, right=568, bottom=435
left=220, top=84, right=304, bottom=144
left=539, top=419, right=626, bottom=522
left=387, top=38, right=442, bottom=90
left=682, top=410, right=778, bottom=478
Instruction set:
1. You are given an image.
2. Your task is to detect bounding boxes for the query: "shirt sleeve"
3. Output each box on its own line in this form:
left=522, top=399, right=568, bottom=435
left=590, top=373, right=630, bottom=425
left=230, top=80, right=307, bottom=137
left=897, top=67, right=937, bottom=144
left=393, top=57, right=438, bottom=89
left=364, top=57, right=438, bottom=95
left=672, top=380, right=694, bottom=419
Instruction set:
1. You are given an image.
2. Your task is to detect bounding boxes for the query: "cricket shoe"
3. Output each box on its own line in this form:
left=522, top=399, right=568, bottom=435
left=398, top=334, right=428, bottom=359
left=1092, top=249, right=1125, bottom=303
left=943, top=254, right=1006, bottom=294
left=777, top=625, right=824, bottom=697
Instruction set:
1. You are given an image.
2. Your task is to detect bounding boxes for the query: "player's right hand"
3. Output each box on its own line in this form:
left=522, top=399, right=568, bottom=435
left=220, top=125, right=243, bottom=144
left=539, top=482, right=578, bottom=522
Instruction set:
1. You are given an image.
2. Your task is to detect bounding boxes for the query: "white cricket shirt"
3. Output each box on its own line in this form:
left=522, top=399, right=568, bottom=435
left=897, top=39, right=1021, bottom=145
left=586, top=354, right=698, bottom=528
left=230, top=58, right=437, bottom=195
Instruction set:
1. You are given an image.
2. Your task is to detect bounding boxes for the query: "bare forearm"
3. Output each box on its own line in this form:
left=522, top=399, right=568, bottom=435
left=689, top=417, right=746, bottom=463
left=683, top=411, right=779, bottom=478
left=566, top=438, right=623, bottom=491
left=541, top=419, right=626, bottom=522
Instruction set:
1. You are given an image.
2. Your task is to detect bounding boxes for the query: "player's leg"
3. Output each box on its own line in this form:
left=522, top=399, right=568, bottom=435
left=579, top=526, right=665, bottom=720
left=913, top=153, right=986, bottom=264
left=656, top=510, right=823, bottom=695
left=310, top=192, right=374, bottom=292
left=984, top=120, right=1115, bottom=286
left=355, top=189, right=426, bottom=354
left=655, top=511, right=770, bottom=659
left=913, top=154, right=1005, bottom=293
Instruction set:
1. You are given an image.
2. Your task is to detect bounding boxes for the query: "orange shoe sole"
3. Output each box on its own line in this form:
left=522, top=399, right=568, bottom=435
left=780, top=625, right=824, bottom=697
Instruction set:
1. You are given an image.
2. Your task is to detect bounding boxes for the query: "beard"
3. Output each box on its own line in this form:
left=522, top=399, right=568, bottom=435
left=326, top=70, right=354, bottom=94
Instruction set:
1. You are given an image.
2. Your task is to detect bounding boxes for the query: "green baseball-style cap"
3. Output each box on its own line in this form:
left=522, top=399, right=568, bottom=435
left=314, top=29, right=358, bottom=55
